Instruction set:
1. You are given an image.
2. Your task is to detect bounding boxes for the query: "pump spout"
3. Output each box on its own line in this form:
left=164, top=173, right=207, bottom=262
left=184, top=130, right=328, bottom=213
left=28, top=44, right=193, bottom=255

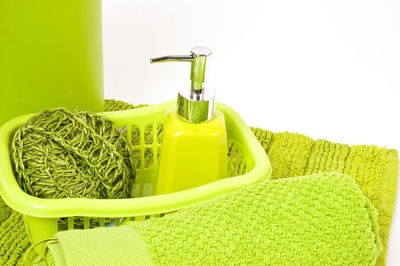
left=150, top=47, right=212, bottom=91
left=150, top=55, right=194, bottom=63
left=150, top=47, right=215, bottom=123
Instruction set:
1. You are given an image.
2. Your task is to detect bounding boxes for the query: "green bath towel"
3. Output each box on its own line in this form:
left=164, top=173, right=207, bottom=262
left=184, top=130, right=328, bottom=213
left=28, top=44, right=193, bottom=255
left=39, top=172, right=382, bottom=265
left=0, top=99, right=398, bottom=265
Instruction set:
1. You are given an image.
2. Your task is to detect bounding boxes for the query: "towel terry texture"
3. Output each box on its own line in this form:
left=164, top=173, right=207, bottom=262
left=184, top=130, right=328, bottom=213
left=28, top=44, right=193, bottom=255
left=42, top=172, right=382, bottom=265
left=0, top=99, right=397, bottom=265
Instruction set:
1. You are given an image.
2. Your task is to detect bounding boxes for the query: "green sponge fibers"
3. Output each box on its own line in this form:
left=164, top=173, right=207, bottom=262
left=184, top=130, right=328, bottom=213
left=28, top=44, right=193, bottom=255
left=10, top=108, right=135, bottom=199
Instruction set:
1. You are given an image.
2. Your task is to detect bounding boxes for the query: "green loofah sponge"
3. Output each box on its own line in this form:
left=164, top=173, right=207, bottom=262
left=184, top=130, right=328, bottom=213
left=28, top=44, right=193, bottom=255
left=10, top=108, right=135, bottom=200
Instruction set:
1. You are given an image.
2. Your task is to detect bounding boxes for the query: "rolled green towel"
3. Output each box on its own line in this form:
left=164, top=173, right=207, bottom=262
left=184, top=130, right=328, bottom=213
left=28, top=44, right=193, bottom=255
left=39, top=172, right=382, bottom=266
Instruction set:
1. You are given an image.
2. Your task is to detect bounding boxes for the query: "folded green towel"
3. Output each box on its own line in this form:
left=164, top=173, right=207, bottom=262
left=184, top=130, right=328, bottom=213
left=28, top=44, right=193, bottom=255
left=250, top=128, right=399, bottom=265
left=0, top=100, right=398, bottom=265
left=39, top=172, right=381, bottom=265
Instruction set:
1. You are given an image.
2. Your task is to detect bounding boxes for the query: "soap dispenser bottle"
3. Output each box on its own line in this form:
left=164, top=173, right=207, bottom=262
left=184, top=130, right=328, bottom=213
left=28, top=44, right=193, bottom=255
left=151, top=47, right=228, bottom=195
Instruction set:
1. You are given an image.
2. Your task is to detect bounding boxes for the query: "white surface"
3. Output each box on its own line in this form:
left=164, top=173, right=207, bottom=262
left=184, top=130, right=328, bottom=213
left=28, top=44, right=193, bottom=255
left=102, top=0, right=400, bottom=264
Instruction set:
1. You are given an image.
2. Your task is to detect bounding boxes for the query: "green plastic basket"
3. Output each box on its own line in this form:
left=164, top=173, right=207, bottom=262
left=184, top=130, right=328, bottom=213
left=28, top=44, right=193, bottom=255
left=0, top=101, right=271, bottom=246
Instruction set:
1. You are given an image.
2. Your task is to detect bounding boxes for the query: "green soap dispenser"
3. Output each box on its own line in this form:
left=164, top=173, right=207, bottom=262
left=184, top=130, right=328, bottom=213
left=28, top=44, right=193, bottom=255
left=150, top=47, right=228, bottom=195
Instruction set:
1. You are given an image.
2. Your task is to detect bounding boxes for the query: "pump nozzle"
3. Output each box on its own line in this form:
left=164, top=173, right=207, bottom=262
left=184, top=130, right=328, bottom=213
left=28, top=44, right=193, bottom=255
left=150, top=47, right=212, bottom=91
left=150, top=47, right=215, bottom=123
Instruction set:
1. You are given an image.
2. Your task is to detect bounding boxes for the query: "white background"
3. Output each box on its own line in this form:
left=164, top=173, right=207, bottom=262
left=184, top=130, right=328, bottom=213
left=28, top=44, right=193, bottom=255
left=102, top=0, right=400, bottom=264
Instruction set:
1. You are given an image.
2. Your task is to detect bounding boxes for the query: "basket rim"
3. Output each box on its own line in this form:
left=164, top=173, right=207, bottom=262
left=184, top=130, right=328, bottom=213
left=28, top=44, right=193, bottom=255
left=0, top=101, right=271, bottom=218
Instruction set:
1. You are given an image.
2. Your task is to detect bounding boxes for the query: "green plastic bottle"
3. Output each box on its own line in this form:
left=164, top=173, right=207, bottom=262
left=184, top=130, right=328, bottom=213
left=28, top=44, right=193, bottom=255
left=150, top=47, right=228, bottom=195
left=156, top=106, right=228, bottom=194
left=0, top=0, right=104, bottom=126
